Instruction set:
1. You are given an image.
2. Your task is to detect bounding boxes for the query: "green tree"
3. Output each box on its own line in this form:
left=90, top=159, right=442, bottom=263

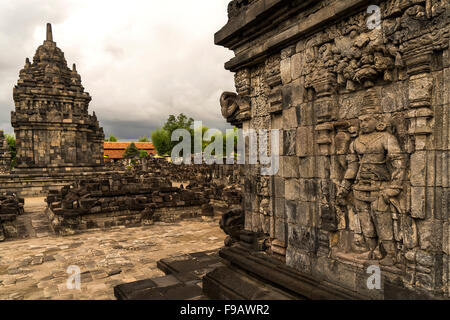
left=162, top=114, right=194, bottom=137
left=107, top=135, right=118, bottom=142
left=123, top=142, right=139, bottom=159
left=139, top=150, right=149, bottom=158
left=150, top=114, right=237, bottom=158
left=5, top=133, right=16, bottom=168
left=151, top=114, right=194, bottom=156
left=163, top=114, right=194, bottom=151
left=151, top=129, right=171, bottom=156
left=138, top=136, right=149, bottom=142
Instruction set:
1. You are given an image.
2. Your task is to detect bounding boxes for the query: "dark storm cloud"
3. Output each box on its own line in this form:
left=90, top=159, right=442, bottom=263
left=0, top=0, right=235, bottom=139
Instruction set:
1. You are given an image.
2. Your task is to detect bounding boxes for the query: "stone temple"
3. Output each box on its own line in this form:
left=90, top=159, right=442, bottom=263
left=0, top=1, right=449, bottom=302
left=0, top=24, right=109, bottom=196
left=201, top=0, right=449, bottom=300
left=113, top=0, right=449, bottom=301
left=11, top=23, right=104, bottom=174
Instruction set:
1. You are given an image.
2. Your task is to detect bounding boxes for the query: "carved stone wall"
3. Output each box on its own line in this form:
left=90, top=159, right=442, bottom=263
left=217, top=0, right=449, bottom=298
left=0, top=130, right=11, bottom=173
left=11, top=24, right=104, bottom=173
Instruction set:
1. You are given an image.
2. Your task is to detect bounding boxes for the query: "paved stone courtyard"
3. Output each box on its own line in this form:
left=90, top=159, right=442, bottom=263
left=0, top=198, right=225, bottom=300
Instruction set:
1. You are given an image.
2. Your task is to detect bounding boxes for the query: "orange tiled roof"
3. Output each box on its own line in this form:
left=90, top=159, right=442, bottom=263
left=104, top=142, right=155, bottom=159
left=104, top=142, right=154, bottom=150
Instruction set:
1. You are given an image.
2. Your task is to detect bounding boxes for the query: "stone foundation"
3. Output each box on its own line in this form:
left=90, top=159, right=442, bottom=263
left=0, top=170, right=116, bottom=197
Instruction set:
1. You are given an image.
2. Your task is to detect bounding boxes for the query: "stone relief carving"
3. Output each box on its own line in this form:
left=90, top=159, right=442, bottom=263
left=220, top=208, right=245, bottom=246
left=218, top=0, right=448, bottom=294
left=336, top=89, right=410, bottom=266
left=302, top=0, right=448, bottom=93
left=220, top=68, right=252, bottom=126
left=227, top=0, right=257, bottom=19
left=294, top=0, right=448, bottom=290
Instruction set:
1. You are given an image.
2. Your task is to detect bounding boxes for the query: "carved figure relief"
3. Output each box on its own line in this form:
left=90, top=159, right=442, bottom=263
left=336, top=89, right=410, bottom=266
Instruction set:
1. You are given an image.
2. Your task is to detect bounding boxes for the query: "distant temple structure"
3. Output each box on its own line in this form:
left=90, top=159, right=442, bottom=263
left=0, top=23, right=110, bottom=196
left=11, top=23, right=104, bottom=173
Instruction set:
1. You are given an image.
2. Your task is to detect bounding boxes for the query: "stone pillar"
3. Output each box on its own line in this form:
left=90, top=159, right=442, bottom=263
left=403, top=49, right=441, bottom=291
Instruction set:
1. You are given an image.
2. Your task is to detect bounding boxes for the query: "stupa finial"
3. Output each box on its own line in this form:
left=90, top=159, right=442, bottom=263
left=46, top=23, right=53, bottom=41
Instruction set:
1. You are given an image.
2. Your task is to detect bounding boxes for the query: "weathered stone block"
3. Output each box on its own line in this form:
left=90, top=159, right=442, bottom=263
left=410, top=152, right=426, bottom=186
left=290, top=52, right=304, bottom=80
left=282, top=156, right=299, bottom=178
left=275, top=218, right=288, bottom=243
left=286, top=246, right=311, bottom=275
left=274, top=197, right=285, bottom=220
left=283, top=107, right=298, bottom=129
left=274, top=177, right=285, bottom=198
left=282, top=84, right=292, bottom=109
left=409, top=75, right=433, bottom=107
left=288, top=224, right=318, bottom=253
left=285, top=200, right=296, bottom=224
left=283, top=130, right=296, bottom=156
left=291, top=78, right=305, bottom=106
left=280, top=58, right=291, bottom=84
left=285, top=179, right=299, bottom=201
left=298, top=102, right=314, bottom=126
left=296, top=126, right=314, bottom=157
left=296, top=201, right=311, bottom=227
left=298, top=179, right=318, bottom=202
left=298, top=156, right=315, bottom=179
left=411, top=187, right=426, bottom=219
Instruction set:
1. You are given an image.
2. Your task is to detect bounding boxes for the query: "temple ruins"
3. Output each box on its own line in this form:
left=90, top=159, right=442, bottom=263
left=0, top=24, right=111, bottom=197
left=200, top=0, right=449, bottom=300
left=12, top=23, right=104, bottom=173
left=1, top=1, right=449, bottom=301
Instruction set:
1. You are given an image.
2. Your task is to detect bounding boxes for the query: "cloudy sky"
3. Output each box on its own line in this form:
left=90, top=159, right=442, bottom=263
left=0, top=0, right=235, bottom=140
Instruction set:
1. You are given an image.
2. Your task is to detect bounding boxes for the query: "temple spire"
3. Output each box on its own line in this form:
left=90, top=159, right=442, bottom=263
left=46, top=23, right=53, bottom=41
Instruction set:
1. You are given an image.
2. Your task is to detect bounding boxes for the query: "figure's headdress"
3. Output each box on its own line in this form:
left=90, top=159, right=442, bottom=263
left=360, top=88, right=388, bottom=131
left=360, top=88, right=382, bottom=116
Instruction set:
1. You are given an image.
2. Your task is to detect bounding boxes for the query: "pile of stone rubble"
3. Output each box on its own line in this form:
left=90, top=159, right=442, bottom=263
left=45, top=167, right=242, bottom=235
left=0, top=193, right=24, bottom=241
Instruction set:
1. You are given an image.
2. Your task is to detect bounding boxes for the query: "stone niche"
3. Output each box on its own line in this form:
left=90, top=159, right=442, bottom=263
left=11, top=23, right=104, bottom=174
left=214, top=0, right=449, bottom=299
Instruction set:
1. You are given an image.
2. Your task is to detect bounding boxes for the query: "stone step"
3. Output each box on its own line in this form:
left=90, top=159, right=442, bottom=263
left=203, top=265, right=300, bottom=300
left=203, top=246, right=369, bottom=300
left=114, top=275, right=205, bottom=300
left=114, top=250, right=223, bottom=300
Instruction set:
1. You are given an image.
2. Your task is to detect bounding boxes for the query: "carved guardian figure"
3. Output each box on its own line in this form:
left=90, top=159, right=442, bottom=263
left=337, top=90, right=406, bottom=266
